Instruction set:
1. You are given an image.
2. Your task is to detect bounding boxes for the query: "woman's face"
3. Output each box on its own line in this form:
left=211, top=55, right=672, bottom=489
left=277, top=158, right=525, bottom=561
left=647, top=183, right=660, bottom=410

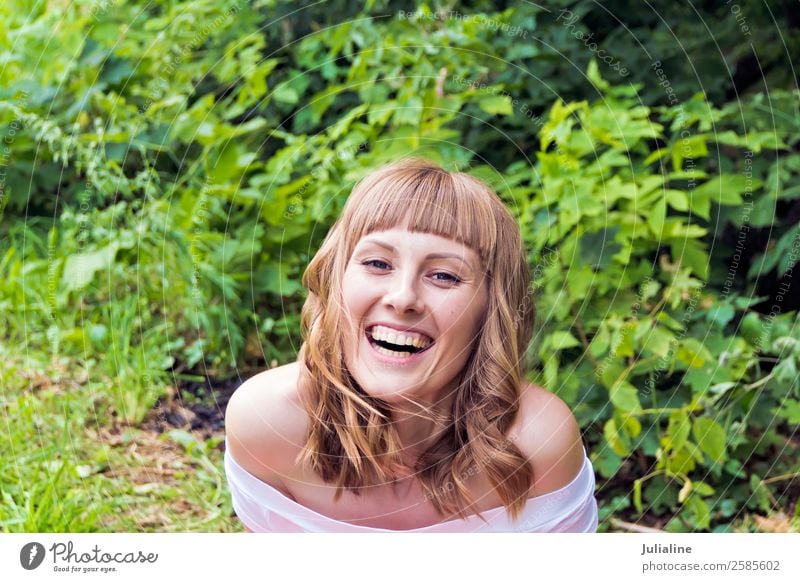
left=341, top=227, right=489, bottom=403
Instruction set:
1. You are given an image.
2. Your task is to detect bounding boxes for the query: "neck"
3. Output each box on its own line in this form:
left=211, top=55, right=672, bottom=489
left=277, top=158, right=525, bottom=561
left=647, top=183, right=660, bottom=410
left=388, top=388, right=457, bottom=470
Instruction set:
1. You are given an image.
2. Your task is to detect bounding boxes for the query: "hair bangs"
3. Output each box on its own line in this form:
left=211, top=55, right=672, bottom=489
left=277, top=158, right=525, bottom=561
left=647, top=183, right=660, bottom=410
left=343, top=162, right=498, bottom=268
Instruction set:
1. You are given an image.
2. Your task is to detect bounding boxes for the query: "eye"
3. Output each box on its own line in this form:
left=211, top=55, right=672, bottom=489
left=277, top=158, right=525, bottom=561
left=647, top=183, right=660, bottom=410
left=362, top=259, right=391, bottom=270
left=432, top=272, right=462, bottom=285
left=361, top=260, right=461, bottom=285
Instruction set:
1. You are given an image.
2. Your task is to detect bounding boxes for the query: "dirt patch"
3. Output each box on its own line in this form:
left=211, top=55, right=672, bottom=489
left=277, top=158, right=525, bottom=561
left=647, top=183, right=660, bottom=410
left=140, top=376, right=240, bottom=442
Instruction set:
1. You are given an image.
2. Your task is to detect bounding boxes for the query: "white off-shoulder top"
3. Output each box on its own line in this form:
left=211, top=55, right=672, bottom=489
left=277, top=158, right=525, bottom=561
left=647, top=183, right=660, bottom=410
left=224, top=442, right=599, bottom=533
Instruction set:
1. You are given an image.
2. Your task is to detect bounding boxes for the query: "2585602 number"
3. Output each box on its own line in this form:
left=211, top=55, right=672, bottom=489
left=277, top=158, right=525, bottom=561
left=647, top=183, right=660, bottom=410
left=730, top=560, right=780, bottom=571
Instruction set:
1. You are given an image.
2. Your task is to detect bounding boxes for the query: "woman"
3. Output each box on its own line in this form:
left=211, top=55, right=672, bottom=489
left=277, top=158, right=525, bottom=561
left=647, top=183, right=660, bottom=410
left=224, top=158, right=598, bottom=532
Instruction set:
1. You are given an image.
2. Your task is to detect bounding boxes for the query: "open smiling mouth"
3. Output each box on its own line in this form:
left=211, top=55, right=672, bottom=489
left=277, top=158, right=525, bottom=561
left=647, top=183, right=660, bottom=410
left=365, top=325, right=435, bottom=359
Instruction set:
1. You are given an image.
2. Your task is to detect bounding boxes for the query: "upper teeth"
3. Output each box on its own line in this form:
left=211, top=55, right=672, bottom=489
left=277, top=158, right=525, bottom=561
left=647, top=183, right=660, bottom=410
left=369, top=325, right=432, bottom=349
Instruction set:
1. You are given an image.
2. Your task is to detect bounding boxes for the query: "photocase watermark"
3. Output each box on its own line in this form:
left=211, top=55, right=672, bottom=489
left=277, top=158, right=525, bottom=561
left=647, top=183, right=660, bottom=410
left=642, top=283, right=705, bottom=396
left=720, top=150, right=754, bottom=300
left=190, top=175, right=214, bottom=300
left=513, top=476, right=576, bottom=531
left=449, top=73, right=575, bottom=179
left=726, top=0, right=752, bottom=37
left=283, top=141, right=369, bottom=221
left=19, top=540, right=158, bottom=574
left=138, top=2, right=242, bottom=115
left=753, top=227, right=800, bottom=351
left=44, top=128, right=103, bottom=356
left=594, top=276, right=655, bottom=383
left=650, top=60, right=697, bottom=189
left=20, top=542, right=46, bottom=570
left=0, top=89, right=30, bottom=216
left=88, top=0, right=123, bottom=21
left=511, top=247, right=559, bottom=331
left=652, top=61, right=680, bottom=108
left=450, top=74, right=547, bottom=126
left=397, top=9, right=530, bottom=39
left=556, top=9, right=629, bottom=77
left=422, top=432, right=522, bottom=503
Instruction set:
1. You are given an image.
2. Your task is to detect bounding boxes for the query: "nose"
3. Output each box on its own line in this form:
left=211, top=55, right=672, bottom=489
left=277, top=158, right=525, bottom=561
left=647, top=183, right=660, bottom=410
left=382, top=273, right=424, bottom=313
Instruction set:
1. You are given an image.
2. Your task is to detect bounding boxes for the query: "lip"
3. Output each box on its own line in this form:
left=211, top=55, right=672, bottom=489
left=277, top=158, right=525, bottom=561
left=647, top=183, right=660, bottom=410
left=363, top=328, right=434, bottom=365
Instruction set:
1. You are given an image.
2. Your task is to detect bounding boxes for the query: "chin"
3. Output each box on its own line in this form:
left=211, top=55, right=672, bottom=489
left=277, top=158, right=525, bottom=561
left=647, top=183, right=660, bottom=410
left=352, top=372, right=425, bottom=402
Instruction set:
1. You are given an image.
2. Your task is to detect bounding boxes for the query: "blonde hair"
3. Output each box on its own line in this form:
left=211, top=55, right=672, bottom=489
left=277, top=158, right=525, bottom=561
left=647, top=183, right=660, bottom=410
left=297, top=157, right=536, bottom=521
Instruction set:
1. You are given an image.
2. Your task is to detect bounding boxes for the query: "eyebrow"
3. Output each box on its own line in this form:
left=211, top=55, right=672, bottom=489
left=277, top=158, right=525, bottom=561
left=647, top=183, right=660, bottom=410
left=359, top=238, right=476, bottom=270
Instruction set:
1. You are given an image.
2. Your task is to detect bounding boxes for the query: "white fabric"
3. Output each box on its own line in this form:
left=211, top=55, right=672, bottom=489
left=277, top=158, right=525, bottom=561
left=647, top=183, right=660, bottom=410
left=224, top=441, right=598, bottom=533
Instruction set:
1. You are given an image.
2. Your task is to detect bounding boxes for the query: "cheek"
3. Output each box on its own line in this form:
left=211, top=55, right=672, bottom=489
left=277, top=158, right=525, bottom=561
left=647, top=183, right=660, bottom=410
left=456, top=289, right=489, bottom=329
left=341, top=269, right=374, bottom=317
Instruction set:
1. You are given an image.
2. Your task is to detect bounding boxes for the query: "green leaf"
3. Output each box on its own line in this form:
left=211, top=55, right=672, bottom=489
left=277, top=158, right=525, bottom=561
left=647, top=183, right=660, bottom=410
left=633, top=478, right=643, bottom=513
left=691, top=417, right=727, bottom=463
left=604, top=418, right=630, bottom=456
left=623, top=415, right=642, bottom=438
left=165, top=429, right=198, bottom=453
left=579, top=227, right=621, bottom=269
left=749, top=475, right=772, bottom=513
left=693, top=481, right=715, bottom=496
left=667, top=444, right=697, bottom=474
left=684, top=239, right=709, bottom=279
left=746, top=195, right=776, bottom=227
left=665, top=410, right=691, bottom=452
left=637, top=175, right=666, bottom=201
left=610, top=381, right=642, bottom=413
left=589, top=323, right=610, bottom=358
left=257, top=264, right=302, bottom=297
left=309, top=84, right=341, bottom=123
left=273, top=82, right=299, bottom=104
left=689, top=188, right=711, bottom=220
left=665, top=189, right=689, bottom=211
left=663, top=219, right=707, bottom=239
left=707, top=304, right=735, bottom=328
left=612, top=324, right=636, bottom=359
left=647, top=197, right=666, bottom=236
left=208, top=143, right=252, bottom=183
left=479, top=95, right=513, bottom=116
left=392, top=96, right=423, bottom=126
left=644, top=147, right=669, bottom=166
left=549, top=330, right=581, bottom=351
left=62, top=244, right=120, bottom=292
left=586, top=60, right=610, bottom=92
left=676, top=337, right=713, bottom=368
left=773, top=399, right=800, bottom=424
left=639, top=325, right=675, bottom=358
left=694, top=174, right=761, bottom=206
left=740, top=312, right=766, bottom=347
left=672, top=135, right=708, bottom=171
left=593, top=448, right=623, bottom=478
left=598, top=361, right=625, bottom=389
left=684, top=496, right=711, bottom=529
left=543, top=355, right=559, bottom=390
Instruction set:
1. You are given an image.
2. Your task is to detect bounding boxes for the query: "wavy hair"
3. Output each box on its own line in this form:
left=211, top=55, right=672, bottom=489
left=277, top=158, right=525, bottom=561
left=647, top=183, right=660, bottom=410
left=297, top=157, right=536, bottom=522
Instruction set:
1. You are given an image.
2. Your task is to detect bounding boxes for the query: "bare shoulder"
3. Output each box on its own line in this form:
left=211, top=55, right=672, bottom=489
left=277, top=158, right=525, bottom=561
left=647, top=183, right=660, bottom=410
left=224, top=361, right=310, bottom=488
left=507, top=381, right=586, bottom=497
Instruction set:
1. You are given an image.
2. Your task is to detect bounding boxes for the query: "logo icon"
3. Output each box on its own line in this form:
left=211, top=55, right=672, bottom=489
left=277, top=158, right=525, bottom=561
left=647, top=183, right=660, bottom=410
left=20, top=542, right=46, bottom=570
